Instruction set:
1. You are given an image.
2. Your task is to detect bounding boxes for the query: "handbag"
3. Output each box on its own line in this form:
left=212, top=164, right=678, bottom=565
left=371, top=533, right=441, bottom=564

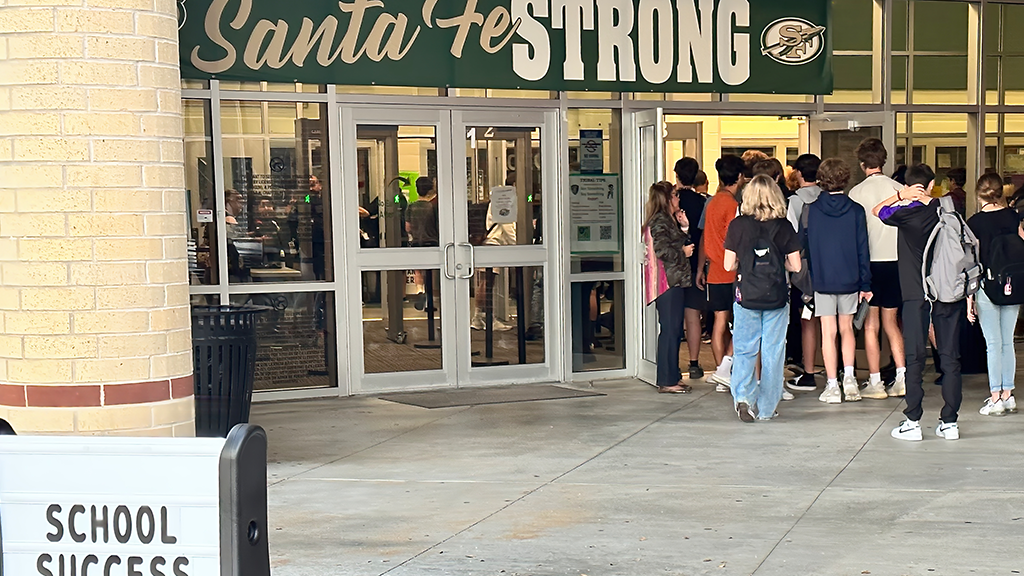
left=643, top=226, right=669, bottom=305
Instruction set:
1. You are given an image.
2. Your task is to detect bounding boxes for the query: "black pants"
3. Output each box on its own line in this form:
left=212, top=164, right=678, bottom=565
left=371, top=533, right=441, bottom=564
left=785, top=287, right=805, bottom=362
left=903, top=299, right=965, bottom=423
left=656, top=287, right=686, bottom=387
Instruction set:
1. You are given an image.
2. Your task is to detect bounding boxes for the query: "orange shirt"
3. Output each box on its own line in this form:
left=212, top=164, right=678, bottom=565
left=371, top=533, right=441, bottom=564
left=704, top=191, right=738, bottom=284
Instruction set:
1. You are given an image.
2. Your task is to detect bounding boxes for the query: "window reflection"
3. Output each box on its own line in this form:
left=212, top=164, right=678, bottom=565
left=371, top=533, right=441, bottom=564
left=230, top=292, right=337, bottom=390
left=220, top=101, right=332, bottom=283
left=184, top=100, right=216, bottom=285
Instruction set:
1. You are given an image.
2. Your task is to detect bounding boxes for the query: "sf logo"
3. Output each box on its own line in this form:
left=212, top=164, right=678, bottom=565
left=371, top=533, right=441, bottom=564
left=760, top=18, right=826, bottom=66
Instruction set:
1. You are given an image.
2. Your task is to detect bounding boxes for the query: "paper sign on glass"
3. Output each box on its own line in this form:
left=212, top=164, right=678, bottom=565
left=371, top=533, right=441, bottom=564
left=489, top=186, right=517, bottom=225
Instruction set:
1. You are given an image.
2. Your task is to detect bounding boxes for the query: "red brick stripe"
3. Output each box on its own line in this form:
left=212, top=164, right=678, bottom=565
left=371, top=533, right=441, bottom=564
left=0, top=384, right=26, bottom=407
left=27, top=385, right=101, bottom=408
left=0, top=378, right=194, bottom=408
left=170, top=376, right=193, bottom=399
left=104, top=380, right=171, bottom=406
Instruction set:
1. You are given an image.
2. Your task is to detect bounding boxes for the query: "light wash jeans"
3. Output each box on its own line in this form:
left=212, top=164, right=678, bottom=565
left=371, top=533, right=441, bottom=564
left=731, top=303, right=790, bottom=419
left=976, top=289, right=1021, bottom=392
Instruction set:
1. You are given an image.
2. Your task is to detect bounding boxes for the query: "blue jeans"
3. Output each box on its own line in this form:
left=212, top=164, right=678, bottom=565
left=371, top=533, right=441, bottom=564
left=655, top=287, right=686, bottom=386
left=976, top=290, right=1021, bottom=392
left=731, top=303, right=789, bottom=418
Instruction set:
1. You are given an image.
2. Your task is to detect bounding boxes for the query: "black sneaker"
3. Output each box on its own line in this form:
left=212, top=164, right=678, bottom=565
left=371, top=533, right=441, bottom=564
left=785, top=373, right=818, bottom=391
left=688, top=364, right=705, bottom=379
left=736, top=402, right=755, bottom=423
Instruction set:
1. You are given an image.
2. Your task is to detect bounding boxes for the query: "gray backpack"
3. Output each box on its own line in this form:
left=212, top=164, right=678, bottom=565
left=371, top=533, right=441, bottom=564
left=922, top=196, right=982, bottom=303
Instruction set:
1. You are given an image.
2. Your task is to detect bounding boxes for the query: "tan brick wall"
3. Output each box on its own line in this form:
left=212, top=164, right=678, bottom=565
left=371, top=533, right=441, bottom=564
left=0, top=0, right=192, bottom=435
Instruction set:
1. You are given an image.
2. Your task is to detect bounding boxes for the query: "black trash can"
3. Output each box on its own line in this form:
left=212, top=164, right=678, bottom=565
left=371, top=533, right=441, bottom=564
left=191, top=305, right=269, bottom=437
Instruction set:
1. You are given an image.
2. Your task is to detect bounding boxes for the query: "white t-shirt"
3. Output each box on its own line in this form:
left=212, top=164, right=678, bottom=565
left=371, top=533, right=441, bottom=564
left=849, top=173, right=902, bottom=262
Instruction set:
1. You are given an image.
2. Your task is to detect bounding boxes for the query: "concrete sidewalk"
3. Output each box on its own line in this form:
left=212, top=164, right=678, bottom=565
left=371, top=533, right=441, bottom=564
left=253, top=373, right=1024, bottom=576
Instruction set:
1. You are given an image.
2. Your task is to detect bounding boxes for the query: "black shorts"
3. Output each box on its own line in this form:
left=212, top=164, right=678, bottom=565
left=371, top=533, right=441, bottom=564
left=683, top=285, right=707, bottom=310
left=707, top=283, right=734, bottom=312
left=869, top=261, right=902, bottom=309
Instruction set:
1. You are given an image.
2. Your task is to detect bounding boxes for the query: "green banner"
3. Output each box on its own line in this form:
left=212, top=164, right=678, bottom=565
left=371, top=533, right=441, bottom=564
left=178, top=0, right=833, bottom=94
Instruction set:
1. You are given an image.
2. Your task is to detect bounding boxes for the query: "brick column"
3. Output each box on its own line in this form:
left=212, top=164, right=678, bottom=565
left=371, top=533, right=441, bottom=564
left=0, top=0, right=194, bottom=435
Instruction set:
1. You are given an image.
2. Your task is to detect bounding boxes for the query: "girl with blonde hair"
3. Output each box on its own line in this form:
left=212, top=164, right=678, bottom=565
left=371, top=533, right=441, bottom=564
left=722, top=175, right=803, bottom=421
left=644, top=181, right=695, bottom=393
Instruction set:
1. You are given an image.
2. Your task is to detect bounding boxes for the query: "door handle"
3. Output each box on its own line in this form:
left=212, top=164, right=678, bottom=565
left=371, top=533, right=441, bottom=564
left=457, top=243, right=475, bottom=280
left=443, top=242, right=456, bottom=280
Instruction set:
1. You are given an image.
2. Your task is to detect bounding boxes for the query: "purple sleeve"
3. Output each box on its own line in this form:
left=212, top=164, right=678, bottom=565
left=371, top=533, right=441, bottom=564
left=879, top=201, right=924, bottom=223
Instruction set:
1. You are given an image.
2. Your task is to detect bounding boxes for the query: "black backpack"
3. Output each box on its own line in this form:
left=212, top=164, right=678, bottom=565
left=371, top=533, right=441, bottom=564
left=983, top=230, right=1024, bottom=305
left=737, top=221, right=789, bottom=310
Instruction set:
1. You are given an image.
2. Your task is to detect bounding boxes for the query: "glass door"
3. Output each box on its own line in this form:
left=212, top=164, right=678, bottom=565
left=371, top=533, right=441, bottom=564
left=450, top=109, right=560, bottom=386
left=343, top=107, right=560, bottom=392
left=633, top=109, right=664, bottom=384
left=809, top=112, right=896, bottom=188
left=343, top=108, right=457, bottom=393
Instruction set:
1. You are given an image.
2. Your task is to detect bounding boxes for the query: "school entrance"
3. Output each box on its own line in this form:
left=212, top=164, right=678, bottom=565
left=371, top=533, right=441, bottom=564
left=631, top=110, right=895, bottom=383
left=343, top=107, right=562, bottom=393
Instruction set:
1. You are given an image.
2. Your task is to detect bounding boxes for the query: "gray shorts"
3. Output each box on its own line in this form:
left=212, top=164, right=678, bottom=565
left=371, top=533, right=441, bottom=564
left=814, top=292, right=859, bottom=317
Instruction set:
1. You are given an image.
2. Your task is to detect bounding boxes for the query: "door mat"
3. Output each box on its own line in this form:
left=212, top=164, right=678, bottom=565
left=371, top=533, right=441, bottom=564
left=378, top=385, right=605, bottom=409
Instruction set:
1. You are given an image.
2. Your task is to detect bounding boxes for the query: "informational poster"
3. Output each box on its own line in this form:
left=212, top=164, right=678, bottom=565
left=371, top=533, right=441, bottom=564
left=489, top=186, right=517, bottom=224
left=570, top=174, right=619, bottom=254
left=579, top=130, right=604, bottom=174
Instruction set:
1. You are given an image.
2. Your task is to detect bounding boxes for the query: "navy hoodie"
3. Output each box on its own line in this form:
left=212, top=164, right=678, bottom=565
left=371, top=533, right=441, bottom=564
left=805, top=192, right=871, bottom=294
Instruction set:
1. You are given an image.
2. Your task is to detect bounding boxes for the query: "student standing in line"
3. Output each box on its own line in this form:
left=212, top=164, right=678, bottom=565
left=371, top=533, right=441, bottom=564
left=644, top=181, right=695, bottom=394
left=805, top=159, right=873, bottom=404
left=723, top=175, right=803, bottom=422
left=849, top=138, right=908, bottom=399
left=673, top=158, right=709, bottom=380
left=784, top=154, right=823, bottom=392
left=754, top=158, right=791, bottom=199
left=944, top=167, right=968, bottom=217
left=697, top=155, right=746, bottom=392
left=876, top=164, right=967, bottom=441
left=967, top=174, right=1024, bottom=416
left=694, top=170, right=710, bottom=196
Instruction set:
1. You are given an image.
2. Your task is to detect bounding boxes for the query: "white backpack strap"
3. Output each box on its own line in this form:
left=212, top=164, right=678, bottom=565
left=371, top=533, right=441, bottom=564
left=921, top=203, right=943, bottom=302
left=938, top=195, right=955, bottom=214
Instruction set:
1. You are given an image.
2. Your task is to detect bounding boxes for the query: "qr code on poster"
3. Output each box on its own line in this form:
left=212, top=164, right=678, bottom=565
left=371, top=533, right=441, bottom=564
left=600, top=226, right=612, bottom=240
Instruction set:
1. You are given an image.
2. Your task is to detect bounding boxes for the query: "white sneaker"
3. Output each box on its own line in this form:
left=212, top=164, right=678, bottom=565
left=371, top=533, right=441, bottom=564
left=861, top=381, right=888, bottom=400
left=1004, top=396, right=1017, bottom=413
left=888, top=373, right=906, bottom=397
left=470, top=315, right=513, bottom=331
left=492, top=318, right=515, bottom=332
left=842, top=375, right=862, bottom=402
left=891, top=419, right=922, bottom=441
left=935, top=421, right=960, bottom=440
left=708, top=371, right=731, bottom=386
left=781, top=389, right=794, bottom=401
left=819, top=383, right=842, bottom=404
left=980, top=398, right=1006, bottom=416
left=709, top=372, right=731, bottom=392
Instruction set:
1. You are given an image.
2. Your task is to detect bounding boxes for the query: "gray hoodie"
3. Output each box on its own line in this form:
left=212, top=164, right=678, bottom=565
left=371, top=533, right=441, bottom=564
left=787, top=184, right=822, bottom=232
